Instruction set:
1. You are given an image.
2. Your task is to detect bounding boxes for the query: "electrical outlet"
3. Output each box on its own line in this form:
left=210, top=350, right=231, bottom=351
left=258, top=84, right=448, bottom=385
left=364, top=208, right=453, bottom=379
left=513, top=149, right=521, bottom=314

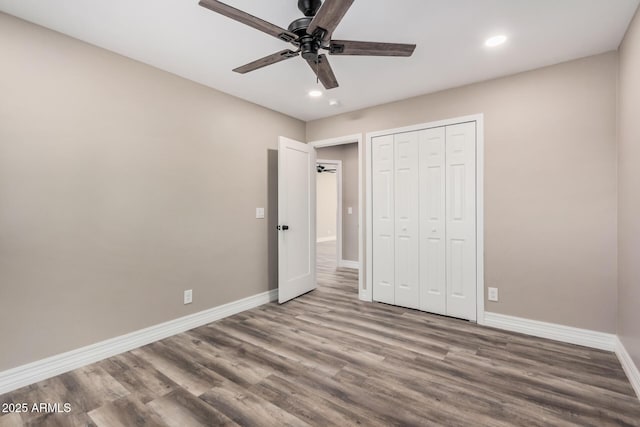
left=184, top=289, right=193, bottom=305
left=488, top=287, right=498, bottom=302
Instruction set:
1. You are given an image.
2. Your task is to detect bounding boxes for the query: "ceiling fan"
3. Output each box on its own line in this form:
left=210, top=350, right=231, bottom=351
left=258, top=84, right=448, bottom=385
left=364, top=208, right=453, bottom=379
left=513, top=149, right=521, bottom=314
left=317, top=164, right=337, bottom=173
left=198, top=0, right=416, bottom=89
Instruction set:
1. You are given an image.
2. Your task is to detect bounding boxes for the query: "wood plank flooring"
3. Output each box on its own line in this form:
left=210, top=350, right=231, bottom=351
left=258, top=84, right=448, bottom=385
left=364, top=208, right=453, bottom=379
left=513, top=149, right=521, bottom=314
left=1, top=241, right=639, bottom=426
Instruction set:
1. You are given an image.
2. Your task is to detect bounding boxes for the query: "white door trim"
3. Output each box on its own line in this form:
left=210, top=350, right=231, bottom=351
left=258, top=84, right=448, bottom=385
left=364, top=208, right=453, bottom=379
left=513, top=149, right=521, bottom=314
left=316, top=158, right=343, bottom=267
left=309, top=134, right=365, bottom=300
left=365, top=114, right=485, bottom=323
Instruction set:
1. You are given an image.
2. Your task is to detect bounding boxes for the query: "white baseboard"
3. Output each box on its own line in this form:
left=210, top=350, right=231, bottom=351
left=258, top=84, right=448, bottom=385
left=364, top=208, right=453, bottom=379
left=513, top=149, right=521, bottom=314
left=316, top=236, right=337, bottom=243
left=616, top=337, right=640, bottom=399
left=0, top=289, right=278, bottom=395
left=338, top=260, right=360, bottom=270
left=359, top=289, right=372, bottom=302
left=483, top=312, right=616, bottom=351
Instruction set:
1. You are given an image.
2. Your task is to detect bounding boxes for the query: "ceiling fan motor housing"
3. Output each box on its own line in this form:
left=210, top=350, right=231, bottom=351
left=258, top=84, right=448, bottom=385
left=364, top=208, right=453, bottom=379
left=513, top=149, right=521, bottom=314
left=288, top=17, right=321, bottom=61
left=288, top=16, right=313, bottom=35
left=300, top=36, right=321, bottom=61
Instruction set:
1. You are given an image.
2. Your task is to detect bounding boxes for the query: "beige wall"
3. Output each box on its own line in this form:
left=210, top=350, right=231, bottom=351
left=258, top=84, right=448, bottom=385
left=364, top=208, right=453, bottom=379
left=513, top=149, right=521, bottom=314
left=316, top=144, right=359, bottom=262
left=307, top=52, right=619, bottom=333
left=0, top=13, right=305, bottom=371
left=618, top=7, right=640, bottom=368
left=316, top=170, right=337, bottom=241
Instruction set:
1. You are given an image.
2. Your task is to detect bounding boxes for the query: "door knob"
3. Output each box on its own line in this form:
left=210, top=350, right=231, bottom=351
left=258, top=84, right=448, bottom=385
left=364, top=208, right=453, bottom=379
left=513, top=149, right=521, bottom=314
left=278, top=225, right=289, bottom=231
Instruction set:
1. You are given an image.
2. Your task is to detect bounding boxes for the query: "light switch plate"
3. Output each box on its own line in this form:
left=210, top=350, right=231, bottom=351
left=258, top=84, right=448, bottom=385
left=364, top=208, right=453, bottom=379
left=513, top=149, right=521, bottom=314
left=347, top=207, right=353, bottom=215
left=256, top=207, right=265, bottom=219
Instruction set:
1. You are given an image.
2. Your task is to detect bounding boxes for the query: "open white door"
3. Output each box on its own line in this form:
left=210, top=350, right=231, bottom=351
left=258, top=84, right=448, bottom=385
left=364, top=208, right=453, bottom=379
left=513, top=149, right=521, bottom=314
left=278, top=136, right=316, bottom=303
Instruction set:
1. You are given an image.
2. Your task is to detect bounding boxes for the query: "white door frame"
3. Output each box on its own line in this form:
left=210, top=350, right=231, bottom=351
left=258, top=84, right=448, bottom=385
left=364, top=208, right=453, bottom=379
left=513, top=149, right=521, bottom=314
left=309, top=134, right=365, bottom=300
left=316, top=158, right=343, bottom=267
left=365, top=114, right=485, bottom=324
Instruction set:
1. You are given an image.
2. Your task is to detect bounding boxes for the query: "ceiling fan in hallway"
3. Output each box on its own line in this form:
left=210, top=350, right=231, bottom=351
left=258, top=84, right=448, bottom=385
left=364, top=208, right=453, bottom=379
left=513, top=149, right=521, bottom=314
left=198, top=0, right=417, bottom=89
left=317, top=164, right=337, bottom=173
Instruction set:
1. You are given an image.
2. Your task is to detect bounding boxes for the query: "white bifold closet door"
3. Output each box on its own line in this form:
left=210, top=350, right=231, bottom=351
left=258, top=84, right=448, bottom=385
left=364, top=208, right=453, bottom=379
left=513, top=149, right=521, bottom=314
left=394, top=132, right=420, bottom=309
left=372, top=135, right=395, bottom=304
left=419, top=127, right=447, bottom=315
left=372, top=131, right=420, bottom=309
left=372, top=121, right=477, bottom=321
left=444, top=122, right=476, bottom=321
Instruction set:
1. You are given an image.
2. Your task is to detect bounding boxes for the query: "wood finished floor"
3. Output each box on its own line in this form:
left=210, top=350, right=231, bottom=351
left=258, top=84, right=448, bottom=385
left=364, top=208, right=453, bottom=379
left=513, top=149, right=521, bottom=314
left=1, top=241, right=639, bottom=426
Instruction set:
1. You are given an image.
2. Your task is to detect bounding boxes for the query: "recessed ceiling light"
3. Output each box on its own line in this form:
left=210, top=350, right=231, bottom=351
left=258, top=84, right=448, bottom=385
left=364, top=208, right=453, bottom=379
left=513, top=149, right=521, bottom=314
left=308, top=90, right=323, bottom=98
left=485, top=35, right=507, bottom=47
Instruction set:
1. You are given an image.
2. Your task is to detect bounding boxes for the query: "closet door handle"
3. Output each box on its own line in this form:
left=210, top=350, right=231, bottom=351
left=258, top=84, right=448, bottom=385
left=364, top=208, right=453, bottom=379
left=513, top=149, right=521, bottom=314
left=278, top=225, right=289, bottom=231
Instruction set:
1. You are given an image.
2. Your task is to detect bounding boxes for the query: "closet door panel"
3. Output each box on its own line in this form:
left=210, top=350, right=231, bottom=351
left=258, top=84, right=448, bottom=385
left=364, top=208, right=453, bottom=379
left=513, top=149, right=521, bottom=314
left=372, top=135, right=395, bottom=304
left=445, top=122, right=477, bottom=321
left=419, top=127, right=446, bottom=315
left=394, top=132, right=420, bottom=309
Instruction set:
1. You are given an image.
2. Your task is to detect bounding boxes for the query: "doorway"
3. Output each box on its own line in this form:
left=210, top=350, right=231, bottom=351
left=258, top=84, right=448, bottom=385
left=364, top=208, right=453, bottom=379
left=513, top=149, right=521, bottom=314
left=277, top=134, right=363, bottom=304
left=310, top=136, right=363, bottom=297
left=316, top=159, right=342, bottom=272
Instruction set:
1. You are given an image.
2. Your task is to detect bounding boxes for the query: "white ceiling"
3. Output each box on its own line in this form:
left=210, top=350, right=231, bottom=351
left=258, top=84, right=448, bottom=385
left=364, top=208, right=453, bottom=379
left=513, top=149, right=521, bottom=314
left=1, top=0, right=638, bottom=121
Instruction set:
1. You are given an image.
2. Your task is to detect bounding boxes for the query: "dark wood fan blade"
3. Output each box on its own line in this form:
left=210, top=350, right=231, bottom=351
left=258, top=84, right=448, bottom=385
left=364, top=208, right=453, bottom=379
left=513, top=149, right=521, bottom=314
left=199, top=0, right=297, bottom=42
left=307, top=0, right=354, bottom=41
left=306, top=54, right=339, bottom=89
left=329, top=40, right=416, bottom=56
left=233, top=50, right=299, bottom=74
